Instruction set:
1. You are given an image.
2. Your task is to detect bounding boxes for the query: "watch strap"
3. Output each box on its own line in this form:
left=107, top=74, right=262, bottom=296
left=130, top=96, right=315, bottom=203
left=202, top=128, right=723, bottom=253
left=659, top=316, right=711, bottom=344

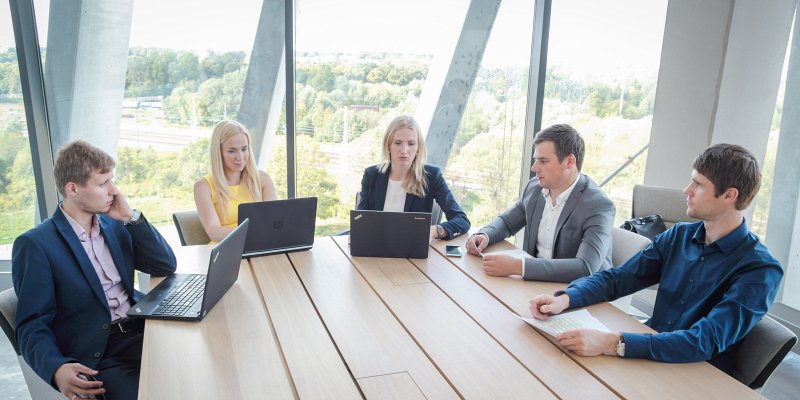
left=125, top=209, right=142, bottom=226
left=615, top=334, right=626, bottom=357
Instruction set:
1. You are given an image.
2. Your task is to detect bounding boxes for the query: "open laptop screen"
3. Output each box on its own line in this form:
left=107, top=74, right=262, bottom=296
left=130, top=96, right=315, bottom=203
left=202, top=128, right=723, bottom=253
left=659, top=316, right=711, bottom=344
left=238, top=197, right=317, bottom=257
left=349, top=210, right=430, bottom=259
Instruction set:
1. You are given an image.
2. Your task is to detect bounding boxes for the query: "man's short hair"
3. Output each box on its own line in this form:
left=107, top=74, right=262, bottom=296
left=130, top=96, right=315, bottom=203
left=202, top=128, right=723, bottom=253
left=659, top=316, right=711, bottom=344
left=533, top=124, right=585, bottom=170
left=693, top=143, right=761, bottom=210
left=54, top=140, right=116, bottom=196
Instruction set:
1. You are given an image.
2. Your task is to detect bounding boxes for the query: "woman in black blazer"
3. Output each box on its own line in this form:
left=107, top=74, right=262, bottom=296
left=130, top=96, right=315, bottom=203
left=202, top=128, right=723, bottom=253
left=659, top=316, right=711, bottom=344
left=358, top=115, right=470, bottom=240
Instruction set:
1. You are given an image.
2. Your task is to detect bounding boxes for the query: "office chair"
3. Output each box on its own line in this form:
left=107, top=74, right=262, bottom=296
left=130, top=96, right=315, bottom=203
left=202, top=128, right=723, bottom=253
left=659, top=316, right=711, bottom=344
left=630, top=184, right=698, bottom=316
left=172, top=210, right=211, bottom=246
left=0, top=288, right=63, bottom=400
left=608, top=227, right=651, bottom=320
left=632, top=184, right=699, bottom=228
left=611, top=227, right=651, bottom=266
left=731, top=315, right=798, bottom=390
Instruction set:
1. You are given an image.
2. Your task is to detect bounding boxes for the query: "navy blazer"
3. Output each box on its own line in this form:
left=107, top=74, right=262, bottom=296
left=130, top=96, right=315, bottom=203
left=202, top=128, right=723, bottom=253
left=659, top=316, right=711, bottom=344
left=12, top=206, right=177, bottom=386
left=358, top=164, right=470, bottom=239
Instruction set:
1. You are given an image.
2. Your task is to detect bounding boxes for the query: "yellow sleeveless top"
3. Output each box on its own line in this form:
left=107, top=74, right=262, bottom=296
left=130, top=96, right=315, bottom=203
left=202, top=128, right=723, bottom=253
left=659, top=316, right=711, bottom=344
left=203, top=175, right=255, bottom=231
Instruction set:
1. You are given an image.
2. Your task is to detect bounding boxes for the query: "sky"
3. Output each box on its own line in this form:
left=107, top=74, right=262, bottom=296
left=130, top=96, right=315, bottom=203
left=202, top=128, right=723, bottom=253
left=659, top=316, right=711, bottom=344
left=2, top=0, right=670, bottom=76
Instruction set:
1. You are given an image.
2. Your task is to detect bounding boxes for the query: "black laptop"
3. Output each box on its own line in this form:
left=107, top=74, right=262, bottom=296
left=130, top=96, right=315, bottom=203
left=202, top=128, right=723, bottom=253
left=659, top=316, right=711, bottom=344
left=238, top=197, right=317, bottom=258
left=127, top=219, right=249, bottom=321
left=349, top=210, right=431, bottom=258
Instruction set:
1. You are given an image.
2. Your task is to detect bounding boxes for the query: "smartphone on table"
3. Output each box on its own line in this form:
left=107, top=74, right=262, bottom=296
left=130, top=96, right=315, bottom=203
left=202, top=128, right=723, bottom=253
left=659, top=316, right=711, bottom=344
left=445, top=245, right=462, bottom=257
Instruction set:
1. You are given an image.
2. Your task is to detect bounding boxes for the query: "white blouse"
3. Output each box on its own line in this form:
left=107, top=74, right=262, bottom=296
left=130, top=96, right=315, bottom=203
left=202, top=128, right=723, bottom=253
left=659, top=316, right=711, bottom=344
left=382, top=179, right=406, bottom=212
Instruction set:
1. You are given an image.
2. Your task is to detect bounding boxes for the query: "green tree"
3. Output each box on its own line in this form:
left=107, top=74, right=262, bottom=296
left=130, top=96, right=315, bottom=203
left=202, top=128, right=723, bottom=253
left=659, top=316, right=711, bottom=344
left=1, top=146, right=35, bottom=209
left=0, top=125, right=27, bottom=193
left=163, top=80, right=198, bottom=125
left=126, top=47, right=200, bottom=97
left=0, top=62, right=22, bottom=95
left=200, top=51, right=246, bottom=80
left=268, top=135, right=342, bottom=221
left=116, top=147, right=160, bottom=185
left=196, top=69, right=246, bottom=125
left=543, top=69, right=591, bottom=103
left=307, top=64, right=336, bottom=92
left=447, top=130, right=523, bottom=226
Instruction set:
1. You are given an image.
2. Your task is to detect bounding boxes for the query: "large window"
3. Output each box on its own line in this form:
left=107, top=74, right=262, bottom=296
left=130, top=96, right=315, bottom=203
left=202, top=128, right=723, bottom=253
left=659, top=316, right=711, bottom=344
left=294, top=0, right=470, bottom=234
left=30, top=0, right=277, bottom=244
left=0, top=6, right=35, bottom=260
left=542, top=0, right=668, bottom=224
left=120, top=0, right=267, bottom=231
left=753, top=23, right=794, bottom=239
left=444, top=0, right=535, bottom=230
left=767, top=20, right=797, bottom=310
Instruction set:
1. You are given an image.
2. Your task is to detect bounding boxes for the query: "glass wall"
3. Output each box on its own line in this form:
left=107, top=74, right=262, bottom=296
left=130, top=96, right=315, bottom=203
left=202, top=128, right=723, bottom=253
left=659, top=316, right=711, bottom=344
left=767, top=20, right=797, bottom=309
left=294, top=0, right=470, bottom=234
left=29, top=0, right=282, bottom=244
left=443, top=0, right=535, bottom=230
left=542, top=0, right=668, bottom=224
left=753, top=23, right=794, bottom=239
left=121, top=0, right=267, bottom=231
left=0, top=6, right=35, bottom=259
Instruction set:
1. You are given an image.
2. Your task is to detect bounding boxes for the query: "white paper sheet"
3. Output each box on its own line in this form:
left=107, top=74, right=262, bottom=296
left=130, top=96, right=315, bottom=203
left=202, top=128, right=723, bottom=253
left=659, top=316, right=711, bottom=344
left=518, top=309, right=612, bottom=337
left=481, top=248, right=532, bottom=259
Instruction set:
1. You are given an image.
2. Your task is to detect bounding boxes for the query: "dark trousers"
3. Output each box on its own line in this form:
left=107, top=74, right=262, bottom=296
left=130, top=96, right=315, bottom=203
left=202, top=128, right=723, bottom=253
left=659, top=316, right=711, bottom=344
left=95, top=328, right=144, bottom=400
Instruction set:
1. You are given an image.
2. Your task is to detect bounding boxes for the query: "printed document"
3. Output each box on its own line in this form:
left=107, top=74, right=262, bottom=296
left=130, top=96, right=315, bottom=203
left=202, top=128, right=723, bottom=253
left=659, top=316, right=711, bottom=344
left=518, top=309, right=612, bottom=337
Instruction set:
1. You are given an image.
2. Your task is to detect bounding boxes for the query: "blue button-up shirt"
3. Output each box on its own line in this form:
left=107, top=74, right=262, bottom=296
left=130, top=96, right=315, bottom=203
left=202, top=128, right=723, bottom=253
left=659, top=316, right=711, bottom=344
left=564, top=220, right=783, bottom=372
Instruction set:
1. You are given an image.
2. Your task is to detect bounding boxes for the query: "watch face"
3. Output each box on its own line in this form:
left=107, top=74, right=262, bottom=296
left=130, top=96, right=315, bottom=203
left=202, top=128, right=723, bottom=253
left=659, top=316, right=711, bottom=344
left=126, top=210, right=142, bottom=225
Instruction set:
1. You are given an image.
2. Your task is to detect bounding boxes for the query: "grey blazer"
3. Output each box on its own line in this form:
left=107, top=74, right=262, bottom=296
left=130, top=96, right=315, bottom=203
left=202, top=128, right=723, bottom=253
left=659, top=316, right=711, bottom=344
left=478, top=174, right=615, bottom=282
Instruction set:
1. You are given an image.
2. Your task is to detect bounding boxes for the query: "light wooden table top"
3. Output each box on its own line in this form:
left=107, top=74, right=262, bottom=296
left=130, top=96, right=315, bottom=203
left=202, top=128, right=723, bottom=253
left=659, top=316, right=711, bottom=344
left=138, top=237, right=762, bottom=399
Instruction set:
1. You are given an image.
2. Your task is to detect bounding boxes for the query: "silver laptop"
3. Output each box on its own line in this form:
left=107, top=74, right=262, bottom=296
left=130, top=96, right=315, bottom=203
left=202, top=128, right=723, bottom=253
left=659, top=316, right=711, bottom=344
left=238, top=197, right=317, bottom=257
left=349, top=210, right=431, bottom=258
left=127, top=219, right=249, bottom=321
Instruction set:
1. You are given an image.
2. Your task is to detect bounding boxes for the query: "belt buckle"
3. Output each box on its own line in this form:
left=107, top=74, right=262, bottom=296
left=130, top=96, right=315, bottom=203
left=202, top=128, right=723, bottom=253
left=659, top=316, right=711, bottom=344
left=114, top=319, right=134, bottom=333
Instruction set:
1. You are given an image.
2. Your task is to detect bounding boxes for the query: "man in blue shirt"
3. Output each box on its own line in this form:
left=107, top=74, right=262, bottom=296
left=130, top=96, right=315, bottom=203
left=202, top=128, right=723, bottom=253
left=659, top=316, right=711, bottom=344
left=529, top=143, right=783, bottom=374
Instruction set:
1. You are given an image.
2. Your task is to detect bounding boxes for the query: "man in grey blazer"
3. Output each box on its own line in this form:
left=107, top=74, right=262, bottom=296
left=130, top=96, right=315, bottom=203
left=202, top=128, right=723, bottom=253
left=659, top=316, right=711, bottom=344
left=466, top=124, right=615, bottom=282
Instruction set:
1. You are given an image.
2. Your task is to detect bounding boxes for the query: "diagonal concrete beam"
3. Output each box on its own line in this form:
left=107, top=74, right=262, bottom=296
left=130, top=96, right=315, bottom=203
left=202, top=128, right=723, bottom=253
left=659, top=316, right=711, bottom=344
left=423, top=0, right=501, bottom=168
left=44, top=0, right=134, bottom=157
left=237, top=0, right=286, bottom=167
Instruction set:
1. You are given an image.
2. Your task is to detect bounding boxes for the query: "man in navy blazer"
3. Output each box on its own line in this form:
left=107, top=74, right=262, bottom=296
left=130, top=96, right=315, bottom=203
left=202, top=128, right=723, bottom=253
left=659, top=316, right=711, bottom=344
left=12, top=140, right=177, bottom=400
left=466, top=124, right=615, bottom=282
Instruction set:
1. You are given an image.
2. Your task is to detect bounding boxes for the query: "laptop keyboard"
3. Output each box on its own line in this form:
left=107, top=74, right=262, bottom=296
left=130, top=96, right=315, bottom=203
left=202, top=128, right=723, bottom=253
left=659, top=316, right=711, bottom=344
left=153, top=274, right=206, bottom=316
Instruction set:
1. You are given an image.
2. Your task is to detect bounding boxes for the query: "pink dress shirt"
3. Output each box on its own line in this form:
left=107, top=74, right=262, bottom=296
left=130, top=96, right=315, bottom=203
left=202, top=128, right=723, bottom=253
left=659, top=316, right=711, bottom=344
left=61, top=205, right=131, bottom=322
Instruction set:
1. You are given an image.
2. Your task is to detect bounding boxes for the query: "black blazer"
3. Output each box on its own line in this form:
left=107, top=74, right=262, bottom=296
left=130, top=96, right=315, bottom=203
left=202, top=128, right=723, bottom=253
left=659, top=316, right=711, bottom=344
left=358, top=164, right=470, bottom=239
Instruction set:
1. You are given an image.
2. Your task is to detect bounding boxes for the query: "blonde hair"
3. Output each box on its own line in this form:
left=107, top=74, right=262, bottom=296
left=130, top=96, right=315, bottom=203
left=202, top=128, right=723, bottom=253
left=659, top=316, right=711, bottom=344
left=378, top=115, right=428, bottom=197
left=209, top=120, right=263, bottom=215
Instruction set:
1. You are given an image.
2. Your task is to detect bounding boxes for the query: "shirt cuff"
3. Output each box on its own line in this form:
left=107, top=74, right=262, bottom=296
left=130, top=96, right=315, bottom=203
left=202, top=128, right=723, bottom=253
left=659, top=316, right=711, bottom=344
left=520, top=258, right=525, bottom=277
left=618, top=332, right=650, bottom=359
left=563, top=287, right=586, bottom=309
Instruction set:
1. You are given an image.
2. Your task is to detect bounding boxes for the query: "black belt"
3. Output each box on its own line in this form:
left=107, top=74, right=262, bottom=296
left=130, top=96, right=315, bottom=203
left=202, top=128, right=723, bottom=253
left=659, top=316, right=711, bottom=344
left=110, top=318, right=144, bottom=334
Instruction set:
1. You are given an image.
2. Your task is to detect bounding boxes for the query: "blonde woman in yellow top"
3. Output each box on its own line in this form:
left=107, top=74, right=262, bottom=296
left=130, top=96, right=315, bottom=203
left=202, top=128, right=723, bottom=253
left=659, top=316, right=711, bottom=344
left=194, top=120, right=277, bottom=242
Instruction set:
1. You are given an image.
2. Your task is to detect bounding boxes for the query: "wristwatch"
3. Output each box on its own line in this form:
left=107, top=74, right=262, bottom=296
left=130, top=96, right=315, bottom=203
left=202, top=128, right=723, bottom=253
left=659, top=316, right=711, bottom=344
left=124, top=209, right=142, bottom=226
left=615, top=334, right=626, bottom=357
left=436, top=225, right=445, bottom=239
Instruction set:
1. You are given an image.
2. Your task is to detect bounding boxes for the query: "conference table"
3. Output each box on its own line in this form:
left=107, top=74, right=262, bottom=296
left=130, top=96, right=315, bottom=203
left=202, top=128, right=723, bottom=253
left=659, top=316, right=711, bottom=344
left=138, top=235, right=761, bottom=399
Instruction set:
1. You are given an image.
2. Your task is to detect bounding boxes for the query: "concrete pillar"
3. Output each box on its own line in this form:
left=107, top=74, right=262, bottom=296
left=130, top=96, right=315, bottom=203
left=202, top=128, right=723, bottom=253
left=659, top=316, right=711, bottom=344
left=644, top=0, right=795, bottom=189
left=766, top=4, right=800, bottom=306
left=44, top=0, right=133, bottom=157
left=237, top=0, right=286, bottom=168
left=424, top=0, right=501, bottom=168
